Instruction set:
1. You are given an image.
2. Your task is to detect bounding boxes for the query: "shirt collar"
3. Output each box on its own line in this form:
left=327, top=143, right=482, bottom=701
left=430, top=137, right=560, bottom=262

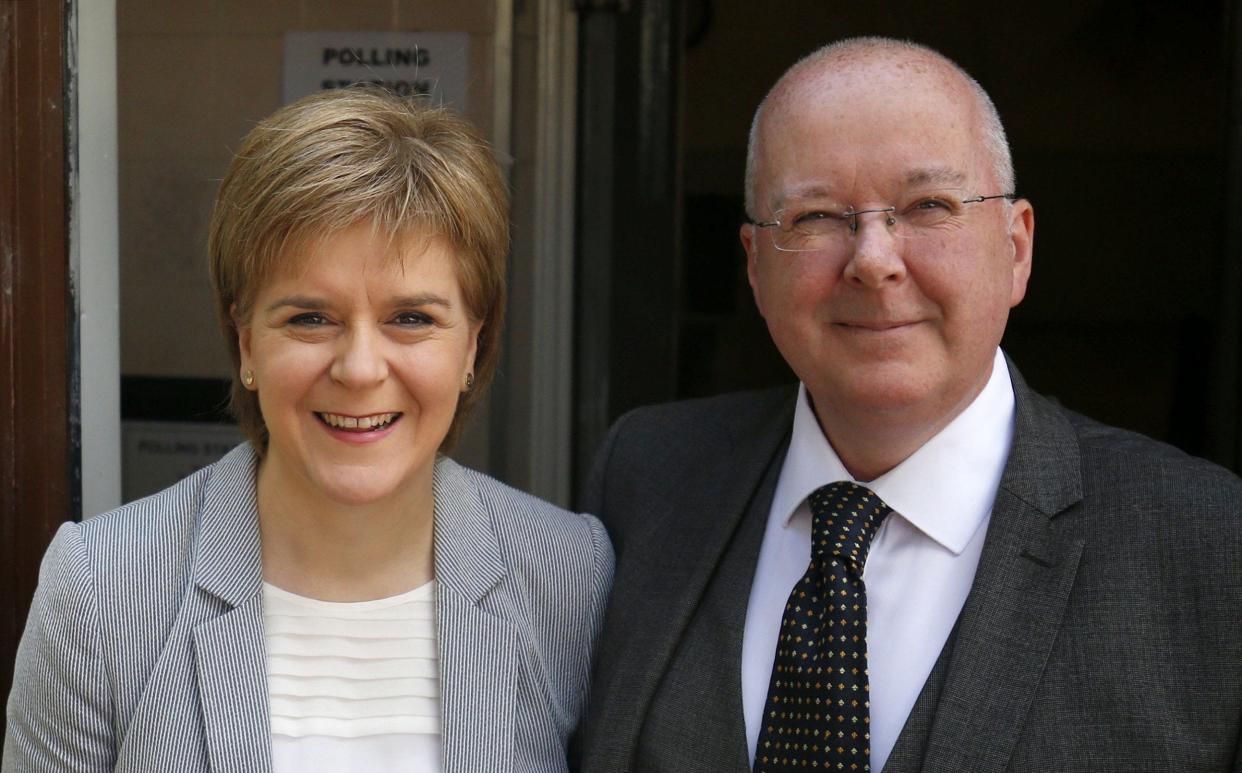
left=771, top=349, right=1015, bottom=555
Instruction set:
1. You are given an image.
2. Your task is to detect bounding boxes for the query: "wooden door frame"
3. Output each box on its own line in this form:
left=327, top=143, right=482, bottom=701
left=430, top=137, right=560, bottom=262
left=0, top=0, right=73, bottom=716
left=573, top=0, right=684, bottom=501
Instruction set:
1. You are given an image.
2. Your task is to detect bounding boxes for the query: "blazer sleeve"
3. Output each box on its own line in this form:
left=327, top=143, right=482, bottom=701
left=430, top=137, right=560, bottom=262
left=584, top=512, right=615, bottom=662
left=565, top=511, right=614, bottom=772
left=3, top=522, right=115, bottom=772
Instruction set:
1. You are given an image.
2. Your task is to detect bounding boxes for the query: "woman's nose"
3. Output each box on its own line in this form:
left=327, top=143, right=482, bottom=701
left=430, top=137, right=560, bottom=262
left=329, top=327, right=389, bottom=387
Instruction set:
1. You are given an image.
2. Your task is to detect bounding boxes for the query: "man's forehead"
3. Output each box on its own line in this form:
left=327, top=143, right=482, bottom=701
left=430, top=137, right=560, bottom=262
left=760, top=47, right=979, bottom=143
left=773, top=167, right=969, bottom=204
left=755, top=67, right=987, bottom=201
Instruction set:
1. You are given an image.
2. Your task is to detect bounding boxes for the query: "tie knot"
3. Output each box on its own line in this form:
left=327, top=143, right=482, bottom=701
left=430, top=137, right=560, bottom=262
left=808, top=481, right=891, bottom=573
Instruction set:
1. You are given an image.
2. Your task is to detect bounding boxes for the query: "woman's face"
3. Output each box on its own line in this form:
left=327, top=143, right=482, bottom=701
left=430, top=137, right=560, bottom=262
left=237, top=222, right=479, bottom=508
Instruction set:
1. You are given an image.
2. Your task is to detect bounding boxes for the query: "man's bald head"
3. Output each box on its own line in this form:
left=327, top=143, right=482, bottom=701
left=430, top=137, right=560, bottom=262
left=743, top=37, right=1014, bottom=219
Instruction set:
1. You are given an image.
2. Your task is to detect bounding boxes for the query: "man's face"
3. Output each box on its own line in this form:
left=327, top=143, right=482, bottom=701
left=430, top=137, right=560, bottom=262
left=742, top=68, right=1034, bottom=434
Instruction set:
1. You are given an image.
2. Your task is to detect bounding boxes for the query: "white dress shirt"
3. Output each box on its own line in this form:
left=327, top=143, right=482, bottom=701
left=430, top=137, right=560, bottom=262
left=741, top=349, right=1015, bottom=771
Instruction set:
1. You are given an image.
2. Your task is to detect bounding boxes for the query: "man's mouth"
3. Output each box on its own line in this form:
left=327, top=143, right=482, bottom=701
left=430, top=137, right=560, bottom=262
left=838, top=320, right=917, bottom=331
left=316, top=412, right=401, bottom=432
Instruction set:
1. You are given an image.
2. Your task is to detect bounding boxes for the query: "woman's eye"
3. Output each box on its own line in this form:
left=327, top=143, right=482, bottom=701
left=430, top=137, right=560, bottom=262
left=394, top=311, right=432, bottom=326
left=289, top=312, right=329, bottom=326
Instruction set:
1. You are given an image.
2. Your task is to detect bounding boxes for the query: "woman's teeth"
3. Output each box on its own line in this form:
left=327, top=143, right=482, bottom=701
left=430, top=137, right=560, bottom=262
left=318, top=412, right=399, bottom=430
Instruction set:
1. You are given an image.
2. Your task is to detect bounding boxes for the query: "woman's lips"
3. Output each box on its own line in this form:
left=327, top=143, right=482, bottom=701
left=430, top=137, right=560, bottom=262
left=315, top=412, right=403, bottom=443
left=317, top=411, right=400, bottom=430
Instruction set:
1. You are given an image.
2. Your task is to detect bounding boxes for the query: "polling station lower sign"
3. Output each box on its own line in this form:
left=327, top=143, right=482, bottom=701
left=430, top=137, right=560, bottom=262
left=283, top=31, right=469, bottom=109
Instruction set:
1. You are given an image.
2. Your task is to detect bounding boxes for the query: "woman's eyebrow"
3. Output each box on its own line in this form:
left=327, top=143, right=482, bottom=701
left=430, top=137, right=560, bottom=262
left=264, top=293, right=454, bottom=312
left=265, top=295, right=326, bottom=312
left=390, top=293, right=453, bottom=308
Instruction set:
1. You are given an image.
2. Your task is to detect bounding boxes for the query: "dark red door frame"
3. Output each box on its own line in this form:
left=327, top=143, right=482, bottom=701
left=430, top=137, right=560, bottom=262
left=0, top=0, right=73, bottom=719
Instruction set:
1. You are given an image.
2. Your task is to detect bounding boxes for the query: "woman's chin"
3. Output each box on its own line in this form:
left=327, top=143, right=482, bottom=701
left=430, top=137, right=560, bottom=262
left=306, top=469, right=422, bottom=509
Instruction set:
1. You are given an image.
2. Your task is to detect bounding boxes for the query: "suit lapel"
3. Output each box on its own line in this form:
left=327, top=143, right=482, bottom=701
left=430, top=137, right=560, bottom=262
left=190, top=445, right=274, bottom=772
left=588, top=390, right=795, bottom=770
left=433, top=457, right=518, bottom=773
left=194, top=597, right=273, bottom=771
left=909, top=363, right=1086, bottom=773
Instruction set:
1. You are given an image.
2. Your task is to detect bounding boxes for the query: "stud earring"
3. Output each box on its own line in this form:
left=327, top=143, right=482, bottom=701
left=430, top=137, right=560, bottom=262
left=464, top=372, right=475, bottom=390
left=243, top=369, right=255, bottom=387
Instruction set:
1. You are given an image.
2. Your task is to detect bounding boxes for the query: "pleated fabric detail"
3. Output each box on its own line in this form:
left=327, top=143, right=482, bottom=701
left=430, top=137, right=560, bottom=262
left=262, top=580, right=440, bottom=740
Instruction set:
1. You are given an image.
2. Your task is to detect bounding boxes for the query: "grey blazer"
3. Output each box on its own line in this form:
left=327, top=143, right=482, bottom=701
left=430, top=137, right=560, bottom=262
left=579, top=361, right=1242, bottom=772
left=4, top=444, right=614, bottom=772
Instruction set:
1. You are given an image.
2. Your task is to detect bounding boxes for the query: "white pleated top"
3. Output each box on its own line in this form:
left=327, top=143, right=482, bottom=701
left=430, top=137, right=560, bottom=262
left=262, top=580, right=441, bottom=772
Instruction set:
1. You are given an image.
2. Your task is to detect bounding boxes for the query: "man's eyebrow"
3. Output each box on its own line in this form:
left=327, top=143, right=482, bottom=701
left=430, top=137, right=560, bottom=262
left=773, top=184, right=840, bottom=208
left=904, top=167, right=967, bottom=188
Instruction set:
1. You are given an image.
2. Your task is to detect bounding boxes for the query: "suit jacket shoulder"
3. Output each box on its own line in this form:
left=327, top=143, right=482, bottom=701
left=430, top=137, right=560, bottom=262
left=910, top=366, right=1242, bottom=773
left=437, top=458, right=615, bottom=718
left=457, top=460, right=613, bottom=592
left=1017, top=384, right=1242, bottom=566
left=584, top=386, right=796, bottom=551
left=4, top=446, right=257, bottom=772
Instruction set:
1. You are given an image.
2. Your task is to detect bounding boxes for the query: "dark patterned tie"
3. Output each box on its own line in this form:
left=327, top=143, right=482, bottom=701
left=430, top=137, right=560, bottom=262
left=754, top=481, right=892, bottom=772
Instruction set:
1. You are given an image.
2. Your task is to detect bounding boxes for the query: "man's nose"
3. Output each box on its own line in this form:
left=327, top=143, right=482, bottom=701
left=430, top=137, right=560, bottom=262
left=330, top=327, right=389, bottom=387
left=842, top=211, right=907, bottom=287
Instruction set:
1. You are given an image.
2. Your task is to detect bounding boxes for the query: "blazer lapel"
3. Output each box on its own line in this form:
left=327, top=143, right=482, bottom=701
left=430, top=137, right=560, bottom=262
left=433, top=457, right=519, bottom=773
left=194, top=598, right=272, bottom=772
left=190, top=445, right=274, bottom=773
left=910, top=363, right=1086, bottom=773
left=587, top=389, right=796, bottom=770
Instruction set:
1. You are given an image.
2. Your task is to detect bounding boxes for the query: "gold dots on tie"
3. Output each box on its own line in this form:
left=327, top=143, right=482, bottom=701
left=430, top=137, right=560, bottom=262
left=756, top=482, right=891, bottom=773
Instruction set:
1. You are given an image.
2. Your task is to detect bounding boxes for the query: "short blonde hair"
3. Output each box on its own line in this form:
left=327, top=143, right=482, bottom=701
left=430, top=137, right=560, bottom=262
left=209, top=87, right=508, bottom=453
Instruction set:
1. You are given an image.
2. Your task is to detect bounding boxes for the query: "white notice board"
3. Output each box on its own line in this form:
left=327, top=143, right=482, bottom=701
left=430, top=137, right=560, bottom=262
left=120, top=420, right=244, bottom=504
left=283, top=31, right=470, bottom=109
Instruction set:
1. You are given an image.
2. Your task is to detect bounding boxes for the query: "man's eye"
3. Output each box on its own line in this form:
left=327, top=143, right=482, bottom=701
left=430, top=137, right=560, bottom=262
left=790, top=209, right=845, bottom=226
left=903, top=196, right=962, bottom=225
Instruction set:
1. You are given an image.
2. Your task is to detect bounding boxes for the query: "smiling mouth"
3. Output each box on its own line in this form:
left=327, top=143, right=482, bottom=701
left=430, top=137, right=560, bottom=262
left=316, top=412, right=402, bottom=432
left=838, top=321, right=918, bottom=331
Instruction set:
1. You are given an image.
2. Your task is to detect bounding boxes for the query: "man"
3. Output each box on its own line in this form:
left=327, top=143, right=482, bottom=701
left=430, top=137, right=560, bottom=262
left=578, top=37, right=1242, bottom=772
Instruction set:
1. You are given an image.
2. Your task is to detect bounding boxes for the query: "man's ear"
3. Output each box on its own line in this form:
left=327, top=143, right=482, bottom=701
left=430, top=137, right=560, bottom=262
left=1007, top=199, right=1035, bottom=307
left=741, top=222, right=766, bottom=318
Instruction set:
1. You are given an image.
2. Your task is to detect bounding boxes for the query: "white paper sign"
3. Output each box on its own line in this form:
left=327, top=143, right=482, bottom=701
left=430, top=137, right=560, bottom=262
left=121, top=420, right=244, bottom=504
left=283, top=31, right=470, bottom=109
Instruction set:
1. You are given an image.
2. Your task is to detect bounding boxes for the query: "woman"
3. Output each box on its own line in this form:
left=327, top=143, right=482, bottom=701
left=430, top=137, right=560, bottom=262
left=4, top=88, right=613, bottom=772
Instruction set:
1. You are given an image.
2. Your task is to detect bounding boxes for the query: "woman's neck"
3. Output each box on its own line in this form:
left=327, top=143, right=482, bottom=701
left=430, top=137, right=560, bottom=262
left=255, top=455, right=436, bottom=602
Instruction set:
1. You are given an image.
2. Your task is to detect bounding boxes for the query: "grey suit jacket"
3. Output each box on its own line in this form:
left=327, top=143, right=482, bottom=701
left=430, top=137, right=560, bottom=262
left=4, top=444, right=614, bottom=772
left=579, top=362, right=1242, bottom=772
